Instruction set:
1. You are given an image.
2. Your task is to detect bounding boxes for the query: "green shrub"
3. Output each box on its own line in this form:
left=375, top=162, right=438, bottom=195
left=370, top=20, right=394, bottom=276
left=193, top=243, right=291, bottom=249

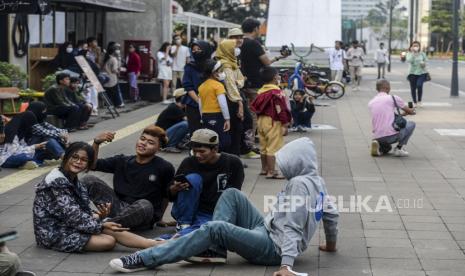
left=42, top=73, right=56, bottom=91
left=0, top=62, right=27, bottom=88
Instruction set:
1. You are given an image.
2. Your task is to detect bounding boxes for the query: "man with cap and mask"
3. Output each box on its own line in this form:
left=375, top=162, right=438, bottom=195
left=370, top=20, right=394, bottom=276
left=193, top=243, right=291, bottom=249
left=153, top=129, right=244, bottom=244
left=182, top=41, right=215, bottom=135
left=155, top=88, right=189, bottom=153
left=110, top=137, right=339, bottom=275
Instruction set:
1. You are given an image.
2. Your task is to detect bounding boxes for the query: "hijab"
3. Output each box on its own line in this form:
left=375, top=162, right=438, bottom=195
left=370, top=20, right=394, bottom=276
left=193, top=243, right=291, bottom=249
left=190, top=40, right=214, bottom=70
left=216, top=39, right=238, bottom=70
left=27, top=101, right=47, bottom=123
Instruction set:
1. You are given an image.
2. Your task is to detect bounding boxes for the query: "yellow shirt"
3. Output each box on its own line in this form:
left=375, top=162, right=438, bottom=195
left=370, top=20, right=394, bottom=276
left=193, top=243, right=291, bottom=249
left=198, top=79, right=226, bottom=113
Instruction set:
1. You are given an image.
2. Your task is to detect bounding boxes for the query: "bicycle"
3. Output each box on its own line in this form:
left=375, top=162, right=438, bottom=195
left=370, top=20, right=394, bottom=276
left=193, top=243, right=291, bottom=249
left=279, top=43, right=345, bottom=100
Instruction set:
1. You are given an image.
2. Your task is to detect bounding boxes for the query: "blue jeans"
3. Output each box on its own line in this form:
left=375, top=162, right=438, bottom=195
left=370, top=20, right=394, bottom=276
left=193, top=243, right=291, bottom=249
left=139, top=189, right=281, bottom=267
left=1, top=153, right=35, bottom=168
left=166, top=121, right=188, bottom=148
left=29, top=136, right=65, bottom=160
left=169, top=173, right=211, bottom=237
left=376, top=121, right=416, bottom=150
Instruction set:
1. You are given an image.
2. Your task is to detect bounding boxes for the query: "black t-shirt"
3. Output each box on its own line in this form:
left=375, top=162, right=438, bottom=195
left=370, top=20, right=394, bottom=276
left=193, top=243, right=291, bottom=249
left=95, top=154, right=175, bottom=221
left=240, top=37, right=266, bottom=89
left=156, top=103, right=185, bottom=130
left=174, top=153, right=244, bottom=214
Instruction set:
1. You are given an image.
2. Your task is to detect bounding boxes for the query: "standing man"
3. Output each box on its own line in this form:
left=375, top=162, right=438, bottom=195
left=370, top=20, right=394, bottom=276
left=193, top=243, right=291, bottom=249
left=375, top=42, right=388, bottom=79
left=240, top=18, right=287, bottom=136
left=328, top=41, right=345, bottom=82
left=346, top=40, right=365, bottom=91
left=170, top=34, right=190, bottom=92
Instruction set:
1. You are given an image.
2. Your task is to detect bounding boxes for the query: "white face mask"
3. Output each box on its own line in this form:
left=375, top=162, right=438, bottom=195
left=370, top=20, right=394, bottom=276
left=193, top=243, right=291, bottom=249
left=412, top=46, right=419, bottom=52
left=217, top=72, right=226, bottom=81
left=115, top=49, right=121, bottom=55
left=234, top=48, right=241, bottom=57
left=66, top=47, right=73, bottom=53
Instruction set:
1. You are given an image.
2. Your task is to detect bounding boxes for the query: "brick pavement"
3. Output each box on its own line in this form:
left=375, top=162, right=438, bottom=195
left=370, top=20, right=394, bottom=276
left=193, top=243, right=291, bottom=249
left=1, top=62, right=465, bottom=275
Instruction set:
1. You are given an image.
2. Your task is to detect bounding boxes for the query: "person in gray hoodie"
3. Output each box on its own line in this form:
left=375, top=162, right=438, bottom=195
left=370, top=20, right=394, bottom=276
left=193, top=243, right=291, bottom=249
left=109, top=137, right=339, bottom=275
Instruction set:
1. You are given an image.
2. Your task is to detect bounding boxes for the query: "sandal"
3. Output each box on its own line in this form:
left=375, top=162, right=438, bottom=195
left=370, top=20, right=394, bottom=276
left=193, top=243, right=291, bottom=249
left=266, top=172, right=286, bottom=179
left=156, top=220, right=177, bottom=227
left=259, top=171, right=267, bottom=176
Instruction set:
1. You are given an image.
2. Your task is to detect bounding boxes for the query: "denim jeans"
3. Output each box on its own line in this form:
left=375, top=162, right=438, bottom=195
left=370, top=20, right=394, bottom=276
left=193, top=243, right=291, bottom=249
left=139, top=189, right=281, bottom=268
left=408, top=74, right=426, bottom=103
left=166, top=121, right=188, bottom=148
left=376, top=121, right=416, bottom=149
left=29, top=136, right=65, bottom=160
left=1, top=153, right=35, bottom=168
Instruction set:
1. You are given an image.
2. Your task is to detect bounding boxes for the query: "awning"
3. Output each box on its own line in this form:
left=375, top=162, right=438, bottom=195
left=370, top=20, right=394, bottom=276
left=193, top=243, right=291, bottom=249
left=173, top=12, right=240, bottom=41
left=51, top=0, right=146, bottom=12
left=173, top=12, right=240, bottom=29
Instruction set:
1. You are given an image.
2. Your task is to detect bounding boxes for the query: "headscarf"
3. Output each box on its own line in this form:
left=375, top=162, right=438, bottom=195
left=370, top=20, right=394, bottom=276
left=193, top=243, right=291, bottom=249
left=190, top=40, right=214, bottom=70
left=27, top=101, right=47, bottom=123
left=4, top=111, right=37, bottom=144
left=216, top=39, right=238, bottom=70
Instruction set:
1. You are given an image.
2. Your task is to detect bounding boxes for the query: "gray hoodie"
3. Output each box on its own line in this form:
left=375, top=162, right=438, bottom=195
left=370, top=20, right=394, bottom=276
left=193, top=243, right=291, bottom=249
left=264, top=137, right=339, bottom=267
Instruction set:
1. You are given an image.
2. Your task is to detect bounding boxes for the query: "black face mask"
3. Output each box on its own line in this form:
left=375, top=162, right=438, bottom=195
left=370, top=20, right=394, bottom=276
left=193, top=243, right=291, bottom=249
left=192, top=51, right=204, bottom=61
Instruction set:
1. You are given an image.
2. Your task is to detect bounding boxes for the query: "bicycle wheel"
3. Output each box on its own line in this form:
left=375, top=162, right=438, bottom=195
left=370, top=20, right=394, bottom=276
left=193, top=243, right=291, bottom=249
left=304, top=87, right=322, bottom=98
left=325, top=82, right=345, bottom=99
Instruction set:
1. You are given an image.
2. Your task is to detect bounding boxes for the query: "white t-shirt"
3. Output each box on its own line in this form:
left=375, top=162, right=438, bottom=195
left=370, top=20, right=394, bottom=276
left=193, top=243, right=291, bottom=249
left=157, top=51, right=173, bottom=67
left=375, top=48, right=388, bottom=64
left=328, top=48, right=346, bottom=70
left=170, top=45, right=190, bottom=71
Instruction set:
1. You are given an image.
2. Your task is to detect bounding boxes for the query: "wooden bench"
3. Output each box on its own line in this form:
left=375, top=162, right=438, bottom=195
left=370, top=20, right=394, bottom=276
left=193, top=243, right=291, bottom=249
left=0, top=87, right=20, bottom=114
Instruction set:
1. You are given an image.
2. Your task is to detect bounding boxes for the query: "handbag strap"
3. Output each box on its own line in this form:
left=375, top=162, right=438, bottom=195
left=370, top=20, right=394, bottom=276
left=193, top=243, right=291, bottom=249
left=391, top=95, right=402, bottom=115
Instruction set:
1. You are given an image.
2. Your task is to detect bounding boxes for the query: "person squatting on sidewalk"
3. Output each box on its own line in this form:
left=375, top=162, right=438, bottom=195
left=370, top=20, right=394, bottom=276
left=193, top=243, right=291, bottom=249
left=109, top=137, right=339, bottom=276
left=368, top=79, right=416, bottom=157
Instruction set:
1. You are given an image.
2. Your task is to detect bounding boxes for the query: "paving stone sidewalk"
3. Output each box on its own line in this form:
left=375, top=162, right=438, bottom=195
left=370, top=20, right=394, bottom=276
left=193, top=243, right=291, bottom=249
left=1, top=63, right=465, bottom=276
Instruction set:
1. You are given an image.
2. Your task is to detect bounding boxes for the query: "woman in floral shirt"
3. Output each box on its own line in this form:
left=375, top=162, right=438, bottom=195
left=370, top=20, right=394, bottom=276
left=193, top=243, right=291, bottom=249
left=33, top=141, right=160, bottom=252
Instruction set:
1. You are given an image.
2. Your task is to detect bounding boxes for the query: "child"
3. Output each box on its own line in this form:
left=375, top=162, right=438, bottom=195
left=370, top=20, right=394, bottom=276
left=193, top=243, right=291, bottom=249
left=251, top=66, right=291, bottom=179
left=290, top=89, right=315, bottom=132
left=198, top=60, right=231, bottom=152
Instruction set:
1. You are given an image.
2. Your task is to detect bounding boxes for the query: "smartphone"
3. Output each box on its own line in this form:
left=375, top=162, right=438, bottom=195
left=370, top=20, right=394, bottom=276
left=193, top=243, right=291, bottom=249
left=0, top=231, right=17, bottom=244
left=408, top=102, right=414, bottom=108
left=174, top=174, right=188, bottom=184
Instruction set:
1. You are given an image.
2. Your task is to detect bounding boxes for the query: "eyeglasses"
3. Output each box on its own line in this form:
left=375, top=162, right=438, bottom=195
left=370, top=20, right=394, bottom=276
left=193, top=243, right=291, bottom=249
left=70, top=154, right=89, bottom=164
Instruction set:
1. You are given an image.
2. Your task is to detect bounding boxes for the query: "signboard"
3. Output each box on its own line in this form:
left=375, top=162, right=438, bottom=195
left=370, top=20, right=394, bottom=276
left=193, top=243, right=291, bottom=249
left=75, top=56, right=105, bottom=93
left=266, top=0, right=342, bottom=48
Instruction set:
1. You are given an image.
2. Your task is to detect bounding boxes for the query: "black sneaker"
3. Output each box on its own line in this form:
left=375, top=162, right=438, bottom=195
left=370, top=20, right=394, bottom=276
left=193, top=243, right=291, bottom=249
left=186, top=249, right=227, bottom=264
left=109, top=252, right=147, bottom=273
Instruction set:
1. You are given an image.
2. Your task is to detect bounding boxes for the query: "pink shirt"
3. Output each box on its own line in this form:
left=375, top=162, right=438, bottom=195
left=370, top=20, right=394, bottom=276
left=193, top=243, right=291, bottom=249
left=368, top=92, right=406, bottom=139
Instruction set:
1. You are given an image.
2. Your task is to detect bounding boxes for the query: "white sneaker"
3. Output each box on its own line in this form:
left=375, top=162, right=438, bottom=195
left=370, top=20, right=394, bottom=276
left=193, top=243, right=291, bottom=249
left=162, top=100, right=172, bottom=105
left=394, top=147, right=409, bottom=157
left=370, top=140, right=381, bottom=156
left=417, top=102, right=422, bottom=108
left=20, top=161, right=39, bottom=170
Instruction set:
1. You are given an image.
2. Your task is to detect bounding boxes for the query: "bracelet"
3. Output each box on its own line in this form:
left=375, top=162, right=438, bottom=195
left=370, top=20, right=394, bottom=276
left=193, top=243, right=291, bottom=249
left=93, top=139, right=101, bottom=145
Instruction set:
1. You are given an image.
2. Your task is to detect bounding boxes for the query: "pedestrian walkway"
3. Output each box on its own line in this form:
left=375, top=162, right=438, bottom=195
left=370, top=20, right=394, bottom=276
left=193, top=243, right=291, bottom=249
left=1, top=64, right=465, bottom=275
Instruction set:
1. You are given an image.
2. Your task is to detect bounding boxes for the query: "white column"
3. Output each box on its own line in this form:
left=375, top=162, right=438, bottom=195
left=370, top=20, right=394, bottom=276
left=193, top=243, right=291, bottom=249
left=187, top=16, right=192, bottom=42
left=204, top=21, right=208, bottom=40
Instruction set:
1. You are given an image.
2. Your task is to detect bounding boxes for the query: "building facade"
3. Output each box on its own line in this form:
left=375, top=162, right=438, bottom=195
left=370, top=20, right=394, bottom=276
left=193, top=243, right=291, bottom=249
left=341, top=0, right=382, bottom=19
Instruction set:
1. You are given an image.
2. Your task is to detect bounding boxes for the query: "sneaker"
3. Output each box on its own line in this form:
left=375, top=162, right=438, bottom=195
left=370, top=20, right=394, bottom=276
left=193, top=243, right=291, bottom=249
left=393, top=147, right=409, bottom=157
left=16, top=272, right=36, bottom=276
left=186, top=249, right=227, bottom=264
left=109, top=252, right=147, bottom=273
left=163, top=147, right=182, bottom=153
left=241, top=151, right=260, bottom=159
left=297, top=125, right=307, bottom=132
left=162, top=100, right=172, bottom=105
left=417, top=102, right=422, bottom=108
left=289, top=127, right=297, bottom=132
left=370, top=140, right=381, bottom=157
left=175, top=224, right=191, bottom=232
left=43, top=159, right=61, bottom=166
left=20, top=161, right=39, bottom=170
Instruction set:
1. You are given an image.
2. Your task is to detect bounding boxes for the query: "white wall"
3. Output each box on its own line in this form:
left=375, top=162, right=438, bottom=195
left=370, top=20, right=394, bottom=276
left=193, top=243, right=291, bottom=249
left=266, top=0, right=341, bottom=48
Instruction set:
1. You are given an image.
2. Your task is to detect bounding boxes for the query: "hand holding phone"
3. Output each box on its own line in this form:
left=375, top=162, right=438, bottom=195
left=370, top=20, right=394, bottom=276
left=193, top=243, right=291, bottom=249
left=170, top=174, right=191, bottom=195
